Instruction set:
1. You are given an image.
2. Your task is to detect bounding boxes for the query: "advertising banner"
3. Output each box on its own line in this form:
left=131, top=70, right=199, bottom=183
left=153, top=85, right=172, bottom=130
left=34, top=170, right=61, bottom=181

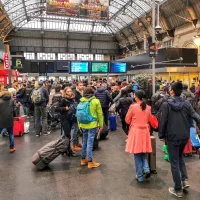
left=47, top=0, right=109, bottom=20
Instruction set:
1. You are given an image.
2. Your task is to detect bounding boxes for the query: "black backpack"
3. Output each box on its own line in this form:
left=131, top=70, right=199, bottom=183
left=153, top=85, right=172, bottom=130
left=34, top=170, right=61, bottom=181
left=25, top=87, right=33, bottom=103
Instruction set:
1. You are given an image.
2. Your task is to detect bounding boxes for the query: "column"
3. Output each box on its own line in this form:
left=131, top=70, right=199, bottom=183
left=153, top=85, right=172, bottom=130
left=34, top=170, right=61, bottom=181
left=4, top=43, right=12, bottom=88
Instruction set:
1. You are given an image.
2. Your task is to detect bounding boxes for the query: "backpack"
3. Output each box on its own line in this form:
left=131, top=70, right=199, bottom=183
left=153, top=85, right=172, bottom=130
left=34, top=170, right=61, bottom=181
left=31, top=87, right=45, bottom=105
left=76, top=97, right=97, bottom=124
left=25, top=87, right=33, bottom=103
left=67, top=100, right=78, bottom=122
left=133, top=83, right=139, bottom=92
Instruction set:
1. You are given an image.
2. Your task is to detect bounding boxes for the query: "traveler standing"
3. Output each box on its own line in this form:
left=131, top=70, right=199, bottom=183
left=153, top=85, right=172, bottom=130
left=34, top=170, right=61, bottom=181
left=95, top=83, right=113, bottom=125
left=74, top=82, right=84, bottom=103
left=125, top=90, right=152, bottom=182
left=116, top=89, right=132, bottom=135
left=0, top=89, right=15, bottom=153
left=159, top=82, right=200, bottom=198
left=189, top=82, right=195, bottom=93
left=55, top=87, right=77, bottom=156
left=78, top=87, right=103, bottom=168
left=31, top=81, right=49, bottom=137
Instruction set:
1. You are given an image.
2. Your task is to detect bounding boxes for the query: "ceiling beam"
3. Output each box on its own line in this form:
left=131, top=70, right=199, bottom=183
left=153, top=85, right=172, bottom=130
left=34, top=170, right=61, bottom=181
left=21, top=0, right=29, bottom=22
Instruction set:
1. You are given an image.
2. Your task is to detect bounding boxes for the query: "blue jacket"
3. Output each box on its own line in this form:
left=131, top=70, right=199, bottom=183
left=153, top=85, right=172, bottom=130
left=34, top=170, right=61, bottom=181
left=95, top=88, right=113, bottom=109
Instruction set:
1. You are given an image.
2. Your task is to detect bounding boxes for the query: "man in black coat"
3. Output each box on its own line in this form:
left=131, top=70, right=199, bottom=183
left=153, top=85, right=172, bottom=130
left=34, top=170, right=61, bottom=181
left=74, top=82, right=84, bottom=103
left=0, top=89, right=15, bottom=153
left=95, top=83, right=113, bottom=125
left=159, top=82, right=200, bottom=198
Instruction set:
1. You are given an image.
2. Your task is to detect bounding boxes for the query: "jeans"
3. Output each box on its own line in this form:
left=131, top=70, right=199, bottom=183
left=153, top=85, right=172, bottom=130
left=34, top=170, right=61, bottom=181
left=0, top=127, right=14, bottom=149
left=167, top=139, right=188, bottom=192
left=134, top=153, right=150, bottom=182
left=35, top=106, right=47, bottom=135
left=82, top=128, right=97, bottom=161
left=71, top=123, right=79, bottom=145
left=23, top=103, right=30, bottom=116
left=102, top=108, right=109, bottom=126
left=121, top=115, right=129, bottom=135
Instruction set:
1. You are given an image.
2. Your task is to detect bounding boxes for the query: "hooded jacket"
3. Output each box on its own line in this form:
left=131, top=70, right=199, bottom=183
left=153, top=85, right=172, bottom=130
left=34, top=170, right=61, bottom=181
left=0, top=91, right=14, bottom=128
left=78, top=96, right=103, bottom=129
left=95, top=88, right=113, bottom=108
left=159, top=96, right=200, bottom=141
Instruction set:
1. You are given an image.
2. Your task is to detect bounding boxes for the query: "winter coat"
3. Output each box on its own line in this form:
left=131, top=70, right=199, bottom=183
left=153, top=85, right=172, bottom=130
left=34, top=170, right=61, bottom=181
left=0, top=91, right=14, bottom=128
left=16, top=87, right=26, bottom=103
left=159, top=96, right=200, bottom=141
left=55, top=95, right=77, bottom=122
left=115, top=96, right=133, bottom=117
left=78, top=96, right=103, bottom=129
left=95, top=88, right=113, bottom=108
left=74, top=89, right=82, bottom=103
left=190, top=85, right=196, bottom=93
left=125, top=103, right=152, bottom=154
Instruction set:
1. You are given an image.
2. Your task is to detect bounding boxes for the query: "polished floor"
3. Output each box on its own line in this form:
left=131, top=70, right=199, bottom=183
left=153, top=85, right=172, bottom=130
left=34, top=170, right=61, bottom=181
left=0, top=123, right=200, bottom=200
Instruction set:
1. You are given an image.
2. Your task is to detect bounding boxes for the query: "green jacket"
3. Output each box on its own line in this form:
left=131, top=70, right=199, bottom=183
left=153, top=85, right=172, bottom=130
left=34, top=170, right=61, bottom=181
left=78, top=96, right=103, bottom=129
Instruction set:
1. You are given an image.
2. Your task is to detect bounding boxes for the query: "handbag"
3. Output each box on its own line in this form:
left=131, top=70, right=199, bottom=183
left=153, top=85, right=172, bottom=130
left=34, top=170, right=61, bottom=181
left=149, top=114, right=158, bottom=129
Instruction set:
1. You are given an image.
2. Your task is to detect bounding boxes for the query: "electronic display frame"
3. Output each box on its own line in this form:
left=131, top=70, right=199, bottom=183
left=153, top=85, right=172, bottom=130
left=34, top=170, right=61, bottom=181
left=70, top=61, right=89, bottom=74
left=91, top=61, right=109, bottom=73
left=110, top=62, right=127, bottom=73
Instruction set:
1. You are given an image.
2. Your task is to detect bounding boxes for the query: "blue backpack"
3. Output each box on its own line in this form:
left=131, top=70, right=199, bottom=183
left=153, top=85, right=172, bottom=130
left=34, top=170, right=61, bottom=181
left=76, top=97, right=97, bottom=124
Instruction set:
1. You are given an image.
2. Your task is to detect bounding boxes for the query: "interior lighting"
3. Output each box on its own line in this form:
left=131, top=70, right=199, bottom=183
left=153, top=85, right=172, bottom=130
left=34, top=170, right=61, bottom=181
left=193, top=35, right=200, bottom=46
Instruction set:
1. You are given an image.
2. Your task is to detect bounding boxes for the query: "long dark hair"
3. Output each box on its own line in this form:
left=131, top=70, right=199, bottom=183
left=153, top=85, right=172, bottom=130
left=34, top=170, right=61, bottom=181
left=135, top=90, right=146, bottom=111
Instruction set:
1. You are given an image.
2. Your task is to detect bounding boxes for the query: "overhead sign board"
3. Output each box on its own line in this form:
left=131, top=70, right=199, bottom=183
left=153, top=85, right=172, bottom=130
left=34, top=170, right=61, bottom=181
left=46, top=0, right=109, bottom=20
left=4, top=53, right=9, bottom=69
left=149, top=43, right=157, bottom=57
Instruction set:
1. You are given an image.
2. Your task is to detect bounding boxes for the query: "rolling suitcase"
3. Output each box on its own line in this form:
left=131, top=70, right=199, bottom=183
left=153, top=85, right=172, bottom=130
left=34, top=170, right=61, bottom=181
left=14, top=116, right=25, bottom=137
left=99, top=123, right=109, bottom=140
left=32, top=136, right=70, bottom=170
left=109, top=114, right=116, bottom=131
left=147, top=136, right=157, bottom=174
left=183, top=139, right=193, bottom=156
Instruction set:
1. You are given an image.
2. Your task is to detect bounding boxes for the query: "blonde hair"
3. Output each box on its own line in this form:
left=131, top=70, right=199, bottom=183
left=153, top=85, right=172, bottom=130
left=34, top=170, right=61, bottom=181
left=62, top=87, right=72, bottom=98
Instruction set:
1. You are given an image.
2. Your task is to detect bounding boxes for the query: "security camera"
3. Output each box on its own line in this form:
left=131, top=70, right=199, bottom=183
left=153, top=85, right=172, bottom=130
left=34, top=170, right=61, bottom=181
left=155, top=25, right=162, bottom=32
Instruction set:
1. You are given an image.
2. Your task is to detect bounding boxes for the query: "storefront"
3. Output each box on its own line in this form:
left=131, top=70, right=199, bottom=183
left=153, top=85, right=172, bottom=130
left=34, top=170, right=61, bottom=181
left=0, top=70, right=20, bottom=86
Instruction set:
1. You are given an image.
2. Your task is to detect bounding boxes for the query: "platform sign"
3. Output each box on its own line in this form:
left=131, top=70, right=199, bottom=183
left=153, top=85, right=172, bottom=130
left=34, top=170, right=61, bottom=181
left=4, top=53, right=9, bottom=69
left=46, top=0, right=109, bottom=20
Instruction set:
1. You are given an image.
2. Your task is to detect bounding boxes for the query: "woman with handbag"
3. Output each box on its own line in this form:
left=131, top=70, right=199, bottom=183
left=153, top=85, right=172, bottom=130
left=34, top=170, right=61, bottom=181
left=125, top=90, right=152, bottom=182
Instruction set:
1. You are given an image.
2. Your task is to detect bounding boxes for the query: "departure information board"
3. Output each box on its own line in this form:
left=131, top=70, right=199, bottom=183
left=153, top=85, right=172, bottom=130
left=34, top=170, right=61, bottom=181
left=70, top=62, right=89, bottom=73
left=110, top=62, right=127, bottom=73
left=91, top=62, right=108, bottom=73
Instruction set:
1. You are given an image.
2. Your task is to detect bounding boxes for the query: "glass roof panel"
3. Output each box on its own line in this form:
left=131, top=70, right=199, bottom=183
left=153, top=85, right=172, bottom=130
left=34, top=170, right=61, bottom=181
left=0, top=0, right=166, bottom=35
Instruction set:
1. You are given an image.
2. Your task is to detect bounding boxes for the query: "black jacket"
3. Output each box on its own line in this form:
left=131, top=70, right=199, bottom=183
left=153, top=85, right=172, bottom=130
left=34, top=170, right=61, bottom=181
left=116, top=96, right=133, bottom=117
left=159, top=96, right=200, bottom=141
left=74, top=89, right=82, bottom=103
left=0, top=91, right=14, bottom=128
left=95, top=88, right=113, bottom=108
left=55, top=96, right=77, bottom=121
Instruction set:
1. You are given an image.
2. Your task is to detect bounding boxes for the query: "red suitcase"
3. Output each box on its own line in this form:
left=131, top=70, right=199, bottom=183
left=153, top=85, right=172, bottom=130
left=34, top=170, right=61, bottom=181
left=14, top=117, right=25, bottom=137
left=184, top=139, right=192, bottom=156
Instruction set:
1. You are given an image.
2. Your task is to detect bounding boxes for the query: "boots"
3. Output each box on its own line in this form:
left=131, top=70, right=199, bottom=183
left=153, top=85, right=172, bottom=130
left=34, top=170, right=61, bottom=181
left=88, top=161, right=100, bottom=169
left=81, top=158, right=88, bottom=166
left=77, top=143, right=82, bottom=148
left=10, top=148, right=16, bottom=153
left=72, top=145, right=82, bottom=151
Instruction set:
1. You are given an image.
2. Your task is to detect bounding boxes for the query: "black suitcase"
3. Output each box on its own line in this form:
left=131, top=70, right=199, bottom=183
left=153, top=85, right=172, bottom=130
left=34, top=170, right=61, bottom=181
left=147, top=136, right=157, bottom=174
left=99, top=123, right=109, bottom=140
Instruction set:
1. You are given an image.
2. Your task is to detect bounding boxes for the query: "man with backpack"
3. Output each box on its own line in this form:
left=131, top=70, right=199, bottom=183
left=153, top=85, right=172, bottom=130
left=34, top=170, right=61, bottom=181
left=77, top=87, right=103, bottom=168
left=95, top=83, right=113, bottom=126
left=159, top=82, right=200, bottom=198
left=181, top=84, right=195, bottom=108
left=31, top=81, right=49, bottom=137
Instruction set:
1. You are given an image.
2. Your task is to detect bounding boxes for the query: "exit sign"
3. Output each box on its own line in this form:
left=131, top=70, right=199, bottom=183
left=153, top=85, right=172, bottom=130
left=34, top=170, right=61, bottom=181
left=4, top=53, right=10, bottom=69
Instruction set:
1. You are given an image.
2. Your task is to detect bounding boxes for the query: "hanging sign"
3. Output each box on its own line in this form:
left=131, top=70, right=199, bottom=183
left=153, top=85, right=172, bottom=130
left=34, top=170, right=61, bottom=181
left=149, top=43, right=157, bottom=57
left=4, top=53, right=9, bottom=69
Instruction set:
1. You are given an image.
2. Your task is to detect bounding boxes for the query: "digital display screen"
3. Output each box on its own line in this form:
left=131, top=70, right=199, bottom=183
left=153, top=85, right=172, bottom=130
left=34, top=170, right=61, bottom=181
left=39, top=62, right=46, bottom=73
left=91, top=62, right=108, bottom=73
left=57, top=61, right=69, bottom=71
left=70, top=62, right=89, bottom=73
left=110, top=63, right=127, bottom=73
left=31, top=62, right=39, bottom=73
left=47, top=62, right=54, bottom=73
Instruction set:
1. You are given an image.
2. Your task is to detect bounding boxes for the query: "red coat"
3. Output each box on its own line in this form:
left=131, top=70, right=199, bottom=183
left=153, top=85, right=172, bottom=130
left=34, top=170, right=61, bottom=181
left=125, top=102, right=152, bottom=154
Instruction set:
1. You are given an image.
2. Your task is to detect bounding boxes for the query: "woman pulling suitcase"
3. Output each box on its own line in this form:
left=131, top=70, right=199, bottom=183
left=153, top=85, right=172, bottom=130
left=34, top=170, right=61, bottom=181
left=55, top=87, right=78, bottom=157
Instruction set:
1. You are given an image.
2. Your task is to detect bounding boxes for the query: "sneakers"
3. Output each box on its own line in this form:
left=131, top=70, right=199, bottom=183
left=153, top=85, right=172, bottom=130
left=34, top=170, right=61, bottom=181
left=88, top=161, right=100, bottom=169
left=36, top=133, right=41, bottom=137
left=135, top=175, right=144, bottom=183
left=182, top=180, right=190, bottom=189
left=10, top=148, right=16, bottom=153
left=169, top=187, right=183, bottom=198
left=81, top=158, right=88, bottom=166
left=72, top=145, right=82, bottom=151
left=144, top=171, right=151, bottom=179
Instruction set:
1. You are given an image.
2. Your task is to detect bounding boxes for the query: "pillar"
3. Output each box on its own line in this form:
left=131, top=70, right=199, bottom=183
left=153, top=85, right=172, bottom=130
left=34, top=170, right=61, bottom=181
left=4, top=43, right=12, bottom=88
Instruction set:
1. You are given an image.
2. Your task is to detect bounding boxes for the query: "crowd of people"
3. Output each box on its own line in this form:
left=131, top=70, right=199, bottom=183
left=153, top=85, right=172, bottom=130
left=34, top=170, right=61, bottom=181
left=0, top=78, right=200, bottom=198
